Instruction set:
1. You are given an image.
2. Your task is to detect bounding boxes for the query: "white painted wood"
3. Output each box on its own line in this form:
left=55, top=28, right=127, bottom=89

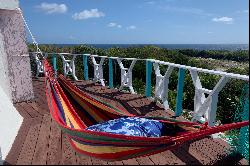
left=153, top=62, right=174, bottom=109
left=117, top=58, right=137, bottom=94
left=32, top=52, right=47, bottom=78
left=0, top=86, right=23, bottom=161
left=41, top=54, right=249, bottom=81
left=0, top=0, right=19, bottom=10
left=91, top=55, right=107, bottom=86
left=190, top=71, right=230, bottom=126
left=190, top=70, right=207, bottom=120
left=149, top=59, right=249, bottom=81
left=198, top=88, right=212, bottom=94
left=30, top=53, right=249, bottom=127
left=59, top=53, right=78, bottom=80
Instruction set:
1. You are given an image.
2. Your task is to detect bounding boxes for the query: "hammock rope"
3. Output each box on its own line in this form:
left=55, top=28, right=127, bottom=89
left=16, top=7, right=42, bottom=55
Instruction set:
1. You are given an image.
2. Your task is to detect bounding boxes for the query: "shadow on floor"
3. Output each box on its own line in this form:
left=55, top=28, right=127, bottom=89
left=75, top=82, right=169, bottom=117
left=212, top=152, right=247, bottom=165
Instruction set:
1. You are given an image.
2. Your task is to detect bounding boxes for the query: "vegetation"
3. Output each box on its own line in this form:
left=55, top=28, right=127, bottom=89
left=28, top=44, right=249, bottom=125
left=179, top=49, right=249, bottom=62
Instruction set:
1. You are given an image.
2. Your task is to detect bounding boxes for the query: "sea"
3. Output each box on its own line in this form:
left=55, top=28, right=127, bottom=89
left=53, top=44, right=249, bottom=51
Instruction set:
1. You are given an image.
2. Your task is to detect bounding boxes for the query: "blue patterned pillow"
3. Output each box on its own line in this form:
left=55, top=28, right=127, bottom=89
left=86, top=117, right=164, bottom=137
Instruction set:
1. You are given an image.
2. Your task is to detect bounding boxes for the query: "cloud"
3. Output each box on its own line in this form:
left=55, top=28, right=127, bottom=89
left=145, top=19, right=153, bottom=22
left=236, top=9, right=249, bottom=14
left=72, top=9, right=105, bottom=20
left=69, top=35, right=76, bottom=40
left=145, top=1, right=156, bottom=5
left=36, top=2, right=67, bottom=14
left=160, top=5, right=213, bottom=16
left=243, top=10, right=249, bottom=13
left=207, top=32, right=213, bottom=34
left=212, top=17, right=234, bottom=24
left=108, top=22, right=122, bottom=28
left=126, top=25, right=136, bottom=30
left=108, top=23, right=116, bottom=27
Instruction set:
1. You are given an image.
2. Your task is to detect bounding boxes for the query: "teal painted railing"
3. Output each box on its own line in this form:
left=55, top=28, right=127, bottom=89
left=109, top=59, right=114, bottom=88
left=175, top=68, right=186, bottom=116
left=145, top=60, right=153, bottom=97
left=83, top=55, right=89, bottom=80
left=52, top=53, right=57, bottom=71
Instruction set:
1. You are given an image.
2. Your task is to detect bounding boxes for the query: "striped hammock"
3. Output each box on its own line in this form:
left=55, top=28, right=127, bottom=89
left=44, top=60, right=249, bottom=161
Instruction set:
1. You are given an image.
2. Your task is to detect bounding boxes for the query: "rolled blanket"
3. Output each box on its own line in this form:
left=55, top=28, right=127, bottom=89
left=86, top=117, right=165, bottom=137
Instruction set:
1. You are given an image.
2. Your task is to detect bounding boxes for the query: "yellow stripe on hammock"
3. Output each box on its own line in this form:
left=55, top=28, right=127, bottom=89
left=60, top=79, right=129, bottom=116
left=71, top=140, right=141, bottom=154
left=66, top=87, right=105, bottom=122
left=57, top=92, right=81, bottom=129
left=65, top=116, right=70, bottom=127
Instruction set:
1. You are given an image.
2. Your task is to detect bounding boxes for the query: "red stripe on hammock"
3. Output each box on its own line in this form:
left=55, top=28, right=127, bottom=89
left=68, top=136, right=158, bottom=160
left=59, top=75, right=133, bottom=116
left=61, top=82, right=112, bottom=123
left=54, top=81, right=87, bottom=129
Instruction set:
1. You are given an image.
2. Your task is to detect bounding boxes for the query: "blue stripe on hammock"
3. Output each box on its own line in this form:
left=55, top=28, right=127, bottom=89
left=68, top=118, right=74, bottom=128
left=59, top=82, right=98, bottom=126
left=51, top=82, right=66, bottom=123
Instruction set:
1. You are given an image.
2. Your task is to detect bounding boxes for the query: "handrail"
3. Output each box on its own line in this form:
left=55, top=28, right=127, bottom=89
left=29, top=52, right=249, bottom=81
left=151, top=59, right=249, bottom=81
left=29, top=51, right=249, bottom=127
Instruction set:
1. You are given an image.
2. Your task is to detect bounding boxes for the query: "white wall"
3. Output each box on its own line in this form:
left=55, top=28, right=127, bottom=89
left=0, top=26, right=23, bottom=162
left=0, top=0, right=27, bottom=162
left=0, top=147, right=2, bottom=165
left=0, top=87, right=23, bottom=161
left=0, top=32, right=11, bottom=100
left=0, top=0, right=19, bottom=10
left=0, top=9, right=34, bottom=103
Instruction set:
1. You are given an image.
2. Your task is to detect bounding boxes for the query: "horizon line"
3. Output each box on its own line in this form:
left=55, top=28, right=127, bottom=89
left=34, top=43, right=249, bottom=45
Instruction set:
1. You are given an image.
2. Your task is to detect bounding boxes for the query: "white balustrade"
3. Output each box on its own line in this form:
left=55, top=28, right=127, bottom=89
left=32, top=52, right=47, bottom=78
left=116, top=58, right=137, bottom=94
left=32, top=52, right=249, bottom=127
left=91, top=55, right=107, bottom=86
left=153, top=62, right=174, bottom=110
left=190, top=70, right=230, bottom=126
left=149, top=59, right=249, bottom=81
left=59, top=53, right=78, bottom=81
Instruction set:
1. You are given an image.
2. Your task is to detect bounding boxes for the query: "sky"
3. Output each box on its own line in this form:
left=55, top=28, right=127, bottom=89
left=19, top=0, right=249, bottom=44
